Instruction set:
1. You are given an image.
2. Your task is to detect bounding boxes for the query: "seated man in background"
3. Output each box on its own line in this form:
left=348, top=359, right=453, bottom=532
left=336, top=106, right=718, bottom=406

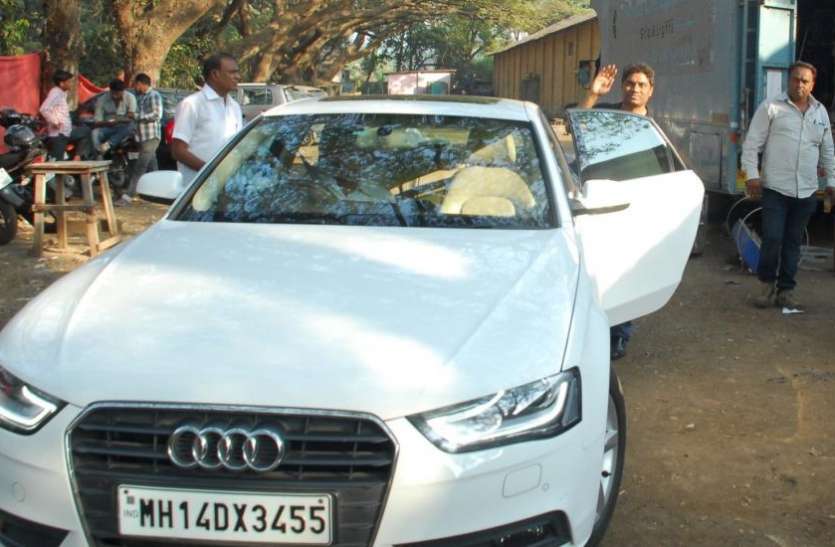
left=93, top=79, right=137, bottom=154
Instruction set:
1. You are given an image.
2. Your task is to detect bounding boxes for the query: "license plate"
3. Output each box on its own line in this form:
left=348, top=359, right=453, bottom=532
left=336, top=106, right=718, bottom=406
left=0, top=168, right=11, bottom=190
left=118, top=485, right=332, bottom=544
left=127, top=151, right=140, bottom=160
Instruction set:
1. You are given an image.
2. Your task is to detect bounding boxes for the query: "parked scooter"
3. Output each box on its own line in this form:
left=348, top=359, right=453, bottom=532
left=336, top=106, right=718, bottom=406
left=0, top=108, right=47, bottom=244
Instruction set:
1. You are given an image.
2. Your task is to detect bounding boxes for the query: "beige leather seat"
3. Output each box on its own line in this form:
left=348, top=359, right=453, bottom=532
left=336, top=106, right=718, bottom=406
left=467, top=134, right=517, bottom=164
left=440, top=166, right=535, bottom=217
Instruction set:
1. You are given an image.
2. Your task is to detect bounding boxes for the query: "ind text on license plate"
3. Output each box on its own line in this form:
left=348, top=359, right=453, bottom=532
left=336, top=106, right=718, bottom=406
left=118, top=485, right=332, bottom=544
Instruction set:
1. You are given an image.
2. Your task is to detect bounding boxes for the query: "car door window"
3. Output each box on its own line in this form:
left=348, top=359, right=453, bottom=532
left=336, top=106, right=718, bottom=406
left=537, top=111, right=578, bottom=195
left=568, top=109, right=679, bottom=183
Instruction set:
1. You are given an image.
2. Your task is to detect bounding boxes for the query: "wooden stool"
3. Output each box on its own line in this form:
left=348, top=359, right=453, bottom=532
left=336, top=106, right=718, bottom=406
left=26, top=161, right=120, bottom=257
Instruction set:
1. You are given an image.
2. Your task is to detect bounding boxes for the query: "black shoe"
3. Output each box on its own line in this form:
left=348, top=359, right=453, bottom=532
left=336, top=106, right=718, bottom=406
left=610, top=336, right=627, bottom=361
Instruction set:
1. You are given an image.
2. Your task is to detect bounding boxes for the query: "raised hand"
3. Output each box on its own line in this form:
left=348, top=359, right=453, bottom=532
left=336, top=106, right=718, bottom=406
left=590, top=64, right=618, bottom=97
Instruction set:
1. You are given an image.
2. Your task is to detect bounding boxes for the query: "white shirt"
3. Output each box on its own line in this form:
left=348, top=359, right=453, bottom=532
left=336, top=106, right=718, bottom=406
left=741, top=93, right=835, bottom=198
left=173, top=85, right=243, bottom=184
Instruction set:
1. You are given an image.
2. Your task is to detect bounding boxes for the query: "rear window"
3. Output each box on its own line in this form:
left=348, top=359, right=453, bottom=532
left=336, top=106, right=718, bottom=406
left=285, top=88, right=327, bottom=102
left=175, top=113, right=554, bottom=229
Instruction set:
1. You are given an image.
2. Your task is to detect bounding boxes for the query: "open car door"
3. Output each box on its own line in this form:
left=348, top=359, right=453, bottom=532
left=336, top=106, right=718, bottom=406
left=566, top=109, right=704, bottom=326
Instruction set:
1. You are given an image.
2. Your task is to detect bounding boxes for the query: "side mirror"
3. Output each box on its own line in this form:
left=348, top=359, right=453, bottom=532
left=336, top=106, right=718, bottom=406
left=571, top=179, right=630, bottom=216
left=137, top=170, right=185, bottom=205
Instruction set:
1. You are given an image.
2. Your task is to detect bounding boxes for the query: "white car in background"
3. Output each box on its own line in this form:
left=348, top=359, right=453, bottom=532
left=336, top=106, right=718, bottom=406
left=0, top=96, right=702, bottom=547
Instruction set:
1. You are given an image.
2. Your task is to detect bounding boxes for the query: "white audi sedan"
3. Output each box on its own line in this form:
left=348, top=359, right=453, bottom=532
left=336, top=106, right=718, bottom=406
left=0, top=96, right=702, bottom=547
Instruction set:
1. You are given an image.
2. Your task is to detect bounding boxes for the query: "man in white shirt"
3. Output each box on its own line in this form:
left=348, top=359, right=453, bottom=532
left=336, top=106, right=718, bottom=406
left=172, top=53, right=242, bottom=184
left=742, top=61, right=835, bottom=309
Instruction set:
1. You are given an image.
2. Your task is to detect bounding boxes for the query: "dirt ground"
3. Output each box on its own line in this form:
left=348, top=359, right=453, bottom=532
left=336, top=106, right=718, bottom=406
left=0, top=204, right=833, bottom=547
left=603, top=220, right=835, bottom=547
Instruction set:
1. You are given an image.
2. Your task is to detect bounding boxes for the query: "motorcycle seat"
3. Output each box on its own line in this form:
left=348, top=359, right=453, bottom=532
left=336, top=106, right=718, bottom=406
left=0, top=151, right=25, bottom=170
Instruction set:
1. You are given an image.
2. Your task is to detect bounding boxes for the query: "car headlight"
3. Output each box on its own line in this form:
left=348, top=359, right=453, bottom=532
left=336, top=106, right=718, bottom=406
left=409, top=368, right=581, bottom=453
left=0, top=367, right=63, bottom=434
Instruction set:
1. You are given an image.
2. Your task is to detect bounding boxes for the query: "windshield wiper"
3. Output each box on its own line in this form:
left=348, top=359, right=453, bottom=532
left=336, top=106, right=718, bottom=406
left=267, top=211, right=346, bottom=224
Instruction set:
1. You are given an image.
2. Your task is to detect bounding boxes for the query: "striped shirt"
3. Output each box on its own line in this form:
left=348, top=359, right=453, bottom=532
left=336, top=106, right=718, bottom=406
left=135, top=88, right=163, bottom=142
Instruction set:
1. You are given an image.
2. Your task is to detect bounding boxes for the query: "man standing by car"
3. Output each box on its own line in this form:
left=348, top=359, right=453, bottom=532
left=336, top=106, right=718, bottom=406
left=39, top=69, right=93, bottom=161
left=580, top=63, right=654, bottom=116
left=172, top=53, right=242, bottom=184
left=742, top=61, right=835, bottom=309
left=117, top=73, right=163, bottom=206
left=579, top=62, right=656, bottom=360
left=94, top=79, right=137, bottom=154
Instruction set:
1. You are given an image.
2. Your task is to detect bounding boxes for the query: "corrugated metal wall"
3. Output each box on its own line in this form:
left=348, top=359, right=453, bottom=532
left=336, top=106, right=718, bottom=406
left=494, top=19, right=600, bottom=117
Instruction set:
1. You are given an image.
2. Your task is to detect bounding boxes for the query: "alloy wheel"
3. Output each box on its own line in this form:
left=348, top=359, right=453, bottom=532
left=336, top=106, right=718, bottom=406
left=596, top=393, right=620, bottom=520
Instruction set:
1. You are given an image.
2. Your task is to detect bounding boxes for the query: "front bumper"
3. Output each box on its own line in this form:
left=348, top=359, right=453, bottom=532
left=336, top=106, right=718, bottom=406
left=0, top=402, right=603, bottom=547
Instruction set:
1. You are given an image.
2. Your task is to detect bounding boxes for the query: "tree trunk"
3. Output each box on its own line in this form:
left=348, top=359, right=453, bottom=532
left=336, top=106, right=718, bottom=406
left=43, top=0, right=82, bottom=107
left=252, top=52, right=275, bottom=82
left=113, top=0, right=225, bottom=85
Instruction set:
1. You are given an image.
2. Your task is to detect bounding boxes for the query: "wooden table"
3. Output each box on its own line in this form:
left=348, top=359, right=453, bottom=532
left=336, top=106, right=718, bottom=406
left=26, top=161, right=120, bottom=257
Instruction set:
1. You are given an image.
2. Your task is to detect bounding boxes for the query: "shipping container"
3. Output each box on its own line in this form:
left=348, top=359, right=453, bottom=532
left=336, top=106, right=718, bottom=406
left=592, top=0, right=833, bottom=199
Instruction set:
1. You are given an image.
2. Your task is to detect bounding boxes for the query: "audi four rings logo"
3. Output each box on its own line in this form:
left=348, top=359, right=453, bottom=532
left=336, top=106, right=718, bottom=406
left=167, top=424, right=286, bottom=472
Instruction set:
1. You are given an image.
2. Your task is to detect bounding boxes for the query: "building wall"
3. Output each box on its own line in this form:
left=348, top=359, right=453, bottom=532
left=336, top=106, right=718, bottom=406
left=387, top=72, right=454, bottom=95
left=494, top=19, right=600, bottom=117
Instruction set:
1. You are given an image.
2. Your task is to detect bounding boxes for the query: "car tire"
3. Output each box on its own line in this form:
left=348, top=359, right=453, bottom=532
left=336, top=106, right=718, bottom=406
left=0, top=201, right=18, bottom=245
left=585, top=368, right=627, bottom=547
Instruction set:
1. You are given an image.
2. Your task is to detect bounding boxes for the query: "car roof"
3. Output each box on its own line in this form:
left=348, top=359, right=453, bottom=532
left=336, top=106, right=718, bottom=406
left=238, top=83, right=322, bottom=90
left=262, top=95, right=533, bottom=122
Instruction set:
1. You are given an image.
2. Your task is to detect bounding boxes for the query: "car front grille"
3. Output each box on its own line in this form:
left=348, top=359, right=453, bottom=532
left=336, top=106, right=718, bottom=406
left=67, top=406, right=396, bottom=547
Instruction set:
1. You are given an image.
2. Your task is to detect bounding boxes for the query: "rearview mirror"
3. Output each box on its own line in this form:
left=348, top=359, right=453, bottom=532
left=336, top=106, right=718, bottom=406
left=137, top=170, right=185, bottom=205
left=571, top=179, right=630, bottom=216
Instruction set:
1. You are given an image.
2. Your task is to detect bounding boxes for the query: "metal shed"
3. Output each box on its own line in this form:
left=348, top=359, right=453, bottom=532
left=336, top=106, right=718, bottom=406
left=492, top=12, right=600, bottom=116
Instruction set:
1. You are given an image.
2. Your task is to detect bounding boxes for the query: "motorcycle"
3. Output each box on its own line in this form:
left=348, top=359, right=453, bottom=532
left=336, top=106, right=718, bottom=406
left=100, top=132, right=140, bottom=191
left=0, top=108, right=47, bottom=245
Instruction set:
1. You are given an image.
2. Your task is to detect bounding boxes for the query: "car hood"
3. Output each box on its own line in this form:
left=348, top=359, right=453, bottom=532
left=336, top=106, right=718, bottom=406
left=0, top=221, right=580, bottom=420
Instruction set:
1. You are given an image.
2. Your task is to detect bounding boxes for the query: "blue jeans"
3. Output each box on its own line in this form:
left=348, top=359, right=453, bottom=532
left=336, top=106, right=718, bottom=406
left=757, top=188, right=818, bottom=291
left=93, top=122, right=135, bottom=149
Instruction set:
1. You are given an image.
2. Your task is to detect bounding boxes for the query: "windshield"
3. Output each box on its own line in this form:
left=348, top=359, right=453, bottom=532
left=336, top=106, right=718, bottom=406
left=175, top=113, right=554, bottom=229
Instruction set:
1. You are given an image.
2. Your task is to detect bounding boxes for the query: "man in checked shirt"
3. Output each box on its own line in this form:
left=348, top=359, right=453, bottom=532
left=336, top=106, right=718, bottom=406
left=119, top=73, right=163, bottom=206
left=742, top=61, right=835, bottom=309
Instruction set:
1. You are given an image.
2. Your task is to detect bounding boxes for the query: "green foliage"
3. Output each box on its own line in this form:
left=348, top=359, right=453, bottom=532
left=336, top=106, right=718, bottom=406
left=79, top=0, right=125, bottom=86
left=0, top=0, right=595, bottom=93
left=0, top=0, right=42, bottom=56
left=159, top=36, right=214, bottom=89
left=520, top=0, right=592, bottom=31
left=358, top=0, right=592, bottom=93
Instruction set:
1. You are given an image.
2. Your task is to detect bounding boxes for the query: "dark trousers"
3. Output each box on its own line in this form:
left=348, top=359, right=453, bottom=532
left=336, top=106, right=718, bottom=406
left=126, top=138, right=159, bottom=196
left=610, top=321, right=633, bottom=342
left=46, top=125, right=93, bottom=161
left=757, top=188, right=818, bottom=291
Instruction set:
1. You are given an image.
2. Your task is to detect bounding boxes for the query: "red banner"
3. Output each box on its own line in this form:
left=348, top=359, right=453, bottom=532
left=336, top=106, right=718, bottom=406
left=0, top=52, right=41, bottom=153
left=0, top=52, right=41, bottom=115
left=78, top=74, right=105, bottom=104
